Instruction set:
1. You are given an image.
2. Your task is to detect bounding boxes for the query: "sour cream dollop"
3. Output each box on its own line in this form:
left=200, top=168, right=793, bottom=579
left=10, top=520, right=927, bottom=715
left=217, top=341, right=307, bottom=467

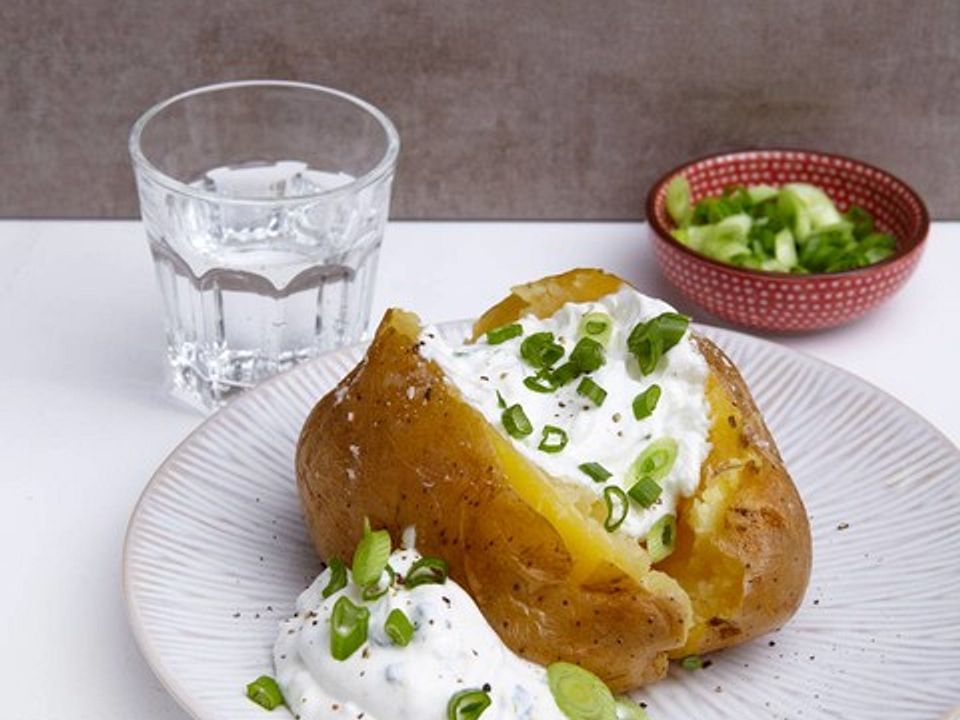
left=419, top=286, right=711, bottom=539
left=274, top=548, right=565, bottom=720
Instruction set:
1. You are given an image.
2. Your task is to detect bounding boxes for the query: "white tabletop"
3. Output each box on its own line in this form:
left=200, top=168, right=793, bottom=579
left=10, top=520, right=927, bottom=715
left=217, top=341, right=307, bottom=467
left=1, top=219, right=957, bottom=720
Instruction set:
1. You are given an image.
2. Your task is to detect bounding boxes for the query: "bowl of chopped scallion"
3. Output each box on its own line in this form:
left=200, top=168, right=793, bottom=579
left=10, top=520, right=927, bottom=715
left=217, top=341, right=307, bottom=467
left=646, top=149, right=929, bottom=332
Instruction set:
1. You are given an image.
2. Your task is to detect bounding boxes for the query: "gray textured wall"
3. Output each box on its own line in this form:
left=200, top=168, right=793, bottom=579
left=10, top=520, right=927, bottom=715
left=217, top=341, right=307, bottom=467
left=2, top=0, right=958, bottom=219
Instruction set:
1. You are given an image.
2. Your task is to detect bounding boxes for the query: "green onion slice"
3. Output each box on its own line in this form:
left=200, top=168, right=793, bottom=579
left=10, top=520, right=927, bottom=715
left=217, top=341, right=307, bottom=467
left=524, top=370, right=560, bottom=393
left=646, top=513, right=678, bottom=563
left=630, top=437, right=678, bottom=482
left=538, top=425, right=569, bottom=454
left=578, top=462, right=612, bottom=483
left=351, top=524, right=392, bottom=588
left=502, top=403, right=533, bottom=438
left=521, top=332, right=565, bottom=369
left=680, top=654, right=703, bottom=671
left=628, top=476, right=662, bottom=508
left=615, top=695, right=651, bottom=719
left=496, top=390, right=507, bottom=409
left=550, top=361, right=580, bottom=387
left=579, top=312, right=613, bottom=346
left=602, top=486, right=629, bottom=532
left=447, top=688, right=492, bottom=720
left=486, top=323, right=522, bottom=345
left=627, top=313, right=690, bottom=375
left=321, top=557, right=348, bottom=598
left=384, top=608, right=415, bottom=647
left=631, top=385, right=661, bottom=420
left=330, top=596, right=370, bottom=661
left=569, top=337, right=606, bottom=373
left=361, top=564, right=397, bottom=601
left=246, top=675, right=285, bottom=711
left=576, top=377, right=607, bottom=407
left=546, top=661, right=616, bottom=720
left=404, top=556, right=449, bottom=588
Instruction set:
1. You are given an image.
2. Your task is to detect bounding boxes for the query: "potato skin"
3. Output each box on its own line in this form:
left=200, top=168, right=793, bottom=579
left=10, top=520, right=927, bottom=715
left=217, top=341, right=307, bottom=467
left=296, top=269, right=811, bottom=689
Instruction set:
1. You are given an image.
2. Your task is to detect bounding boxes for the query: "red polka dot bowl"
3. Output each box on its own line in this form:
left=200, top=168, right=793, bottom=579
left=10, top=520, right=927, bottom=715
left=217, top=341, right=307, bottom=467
left=645, top=149, right=929, bottom=332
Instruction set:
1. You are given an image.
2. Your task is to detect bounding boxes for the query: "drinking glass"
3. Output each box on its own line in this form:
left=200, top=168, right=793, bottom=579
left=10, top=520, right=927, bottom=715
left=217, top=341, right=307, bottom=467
left=129, top=80, right=399, bottom=412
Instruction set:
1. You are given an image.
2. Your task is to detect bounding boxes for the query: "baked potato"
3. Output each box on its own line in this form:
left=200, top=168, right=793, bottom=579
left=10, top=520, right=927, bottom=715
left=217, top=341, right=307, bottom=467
left=296, top=269, right=811, bottom=691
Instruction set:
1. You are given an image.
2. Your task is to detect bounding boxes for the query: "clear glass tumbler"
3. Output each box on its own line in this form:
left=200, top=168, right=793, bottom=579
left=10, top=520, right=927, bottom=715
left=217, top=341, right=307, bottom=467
left=129, top=80, right=399, bottom=412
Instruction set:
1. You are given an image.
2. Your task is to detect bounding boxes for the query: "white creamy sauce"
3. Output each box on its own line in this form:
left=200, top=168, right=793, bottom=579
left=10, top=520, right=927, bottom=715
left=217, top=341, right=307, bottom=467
left=274, top=548, right=565, bottom=720
left=419, top=286, right=711, bottom=539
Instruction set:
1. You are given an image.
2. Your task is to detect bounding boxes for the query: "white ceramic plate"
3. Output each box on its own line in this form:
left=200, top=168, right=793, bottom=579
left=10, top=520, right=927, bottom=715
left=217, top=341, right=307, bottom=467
left=124, top=321, right=960, bottom=720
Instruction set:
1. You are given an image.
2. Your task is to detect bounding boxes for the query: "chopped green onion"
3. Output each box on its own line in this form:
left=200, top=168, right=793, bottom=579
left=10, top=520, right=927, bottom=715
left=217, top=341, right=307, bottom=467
left=569, top=337, right=605, bottom=373
left=630, top=437, right=678, bottom=482
left=404, top=556, right=449, bottom=588
left=627, top=313, right=689, bottom=375
left=524, top=370, right=559, bottom=393
left=330, top=596, right=370, bottom=661
left=447, top=688, right=492, bottom=720
left=576, top=377, right=607, bottom=407
left=602, top=486, right=629, bottom=532
left=352, top=524, right=392, bottom=588
left=321, top=557, right=348, bottom=598
left=646, top=513, right=677, bottom=563
left=502, top=403, right=533, bottom=438
left=680, top=654, right=703, bottom=671
left=578, top=462, right=612, bottom=483
left=496, top=390, right=507, bottom=409
left=615, top=696, right=651, bottom=720
left=538, top=425, right=569, bottom=454
left=550, top=362, right=580, bottom=387
left=246, top=675, right=285, bottom=710
left=384, top=608, right=415, bottom=647
left=632, top=385, right=662, bottom=420
left=521, top=332, right=564, bottom=369
left=486, top=323, right=522, bottom=345
left=546, top=662, right=616, bottom=720
left=665, top=175, right=693, bottom=227
left=361, top=564, right=397, bottom=601
left=579, top=312, right=614, bottom=346
left=628, top=476, right=662, bottom=508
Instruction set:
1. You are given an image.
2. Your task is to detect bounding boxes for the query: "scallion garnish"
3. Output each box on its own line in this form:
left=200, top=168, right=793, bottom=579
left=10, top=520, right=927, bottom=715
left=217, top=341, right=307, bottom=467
left=602, top=486, right=629, bottom=532
left=523, top=370, right=559, bottom=393
left=447, top=688, right=492, bottom=720
left=630, top=437, right=678, bottom=483
left=550, top=361, right=580, bottom=387
left=520, top=332, right=565, bottom=369
left=485, top=323, right=522, bottom=345
left=321, top=557, right=348, bottom=598
left=646, top=513, right=677, bottom=563
left=546, top=662, right=616, bottom=720
left=632, top=384, right=662, bottom=420
left=628, top=476, right=662, bottom=508
left=680, top=654, right=703, bottom=671
left=352, top=523, right=392, bottom=588
left=579, top=312, right=613, bottom=346
left=246, top=675, right=285, bottom=710
left=627, top=313, right=690, bottom=375
left=384, top=608, right=415, bottom=647
left=576, top=377, right=607, bottom=407
left=502, top=403, right=533, bottom=438
left=569, top=337, right=605, bottom=373
left=330, top=595, right=370, bottom=661
left=578, top=462, right=612, bottom=483
left=404, top=556, right=449, bottom=588
left=361, top=564, right=397, bottom=601
left=496, top=390, right=507, bottom=409
left=538, top=425, right=569, bottom=454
